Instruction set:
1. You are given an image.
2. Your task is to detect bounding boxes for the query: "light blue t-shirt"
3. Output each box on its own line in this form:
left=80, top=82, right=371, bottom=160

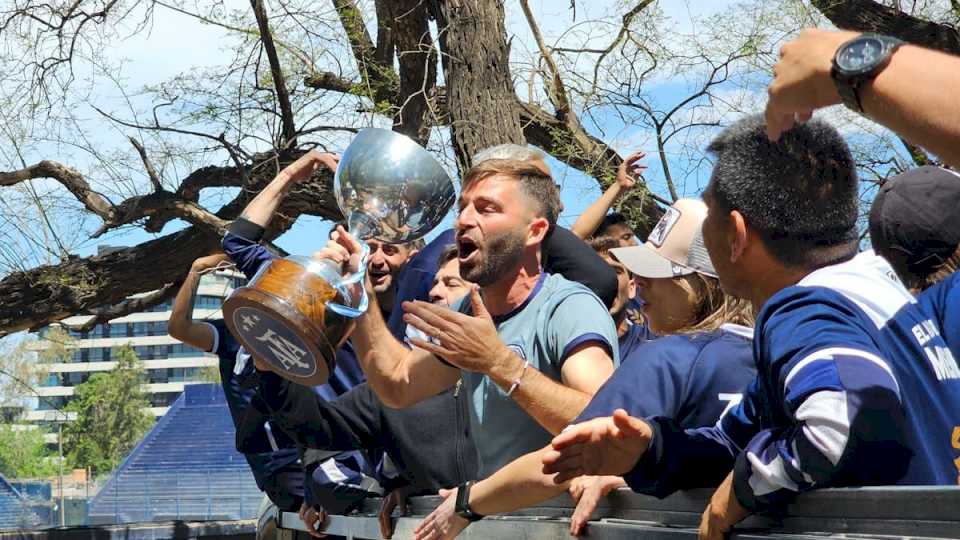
left=453, top=273, right=619, bottom=476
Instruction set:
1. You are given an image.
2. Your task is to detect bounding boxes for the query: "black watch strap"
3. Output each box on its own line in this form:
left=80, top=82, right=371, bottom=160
left=454, top=481, right=485, bottom=522
left=832, top=34, right=903, bottom=114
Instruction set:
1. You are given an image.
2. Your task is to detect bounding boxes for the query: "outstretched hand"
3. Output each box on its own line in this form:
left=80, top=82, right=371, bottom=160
left=403, top=286, right=515, bottom=376
left=413, top=488, right=469, bottom=540
left=542, top=409, right=652, bottom=484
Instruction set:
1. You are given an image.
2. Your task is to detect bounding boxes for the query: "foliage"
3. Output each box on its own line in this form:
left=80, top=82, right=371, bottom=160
left=62, top=346, right=154, bottom=476
left=0, top=424, right=57, bottom=479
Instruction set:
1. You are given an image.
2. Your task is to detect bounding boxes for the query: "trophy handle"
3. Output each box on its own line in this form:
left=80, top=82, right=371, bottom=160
left=322, top=242, right=370, bottom=319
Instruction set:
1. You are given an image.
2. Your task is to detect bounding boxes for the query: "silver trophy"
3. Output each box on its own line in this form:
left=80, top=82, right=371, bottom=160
left=223, top=128, right=456, bottom=385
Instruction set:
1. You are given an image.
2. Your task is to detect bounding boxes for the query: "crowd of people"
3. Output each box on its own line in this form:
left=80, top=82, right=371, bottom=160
left=167, top=29, right=960, bottom=540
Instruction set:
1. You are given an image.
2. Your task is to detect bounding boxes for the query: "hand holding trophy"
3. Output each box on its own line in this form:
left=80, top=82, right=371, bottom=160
left=223, top=129, right=456, bottom=385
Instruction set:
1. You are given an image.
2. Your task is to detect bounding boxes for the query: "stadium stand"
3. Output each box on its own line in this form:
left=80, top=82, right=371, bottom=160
left=0, top=474, right=42, bottom=530
left=88, top=384, right=263, bottom=524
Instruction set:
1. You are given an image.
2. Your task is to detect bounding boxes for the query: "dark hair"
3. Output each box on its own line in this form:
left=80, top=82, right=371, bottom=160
left=462, top=159, right=562, bottom=226
left=588, top=235, right=620, bottom=257
left=706, top=115, right=859, bottom=268
left=901, top=244, right=960, bottom=293
left=595, top=212, right=631, bottom=238
left=437, top=244, right=459, bottom=270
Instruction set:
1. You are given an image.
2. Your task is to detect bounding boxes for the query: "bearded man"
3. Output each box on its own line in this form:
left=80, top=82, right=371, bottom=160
left=299, top=159, right=619, bottom=490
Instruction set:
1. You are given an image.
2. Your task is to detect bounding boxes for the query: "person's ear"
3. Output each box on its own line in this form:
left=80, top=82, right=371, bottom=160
left=527, top=217, right=550, bottom=246
left=729, top=210, right=748, bottom=263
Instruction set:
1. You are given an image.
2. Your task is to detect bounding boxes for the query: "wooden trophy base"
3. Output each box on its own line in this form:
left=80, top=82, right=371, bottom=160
left=222, top=258, right=356, bottom=387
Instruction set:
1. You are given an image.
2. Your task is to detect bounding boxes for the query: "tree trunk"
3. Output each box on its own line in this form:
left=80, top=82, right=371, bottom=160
left=430, top=0, right=525, bottom=172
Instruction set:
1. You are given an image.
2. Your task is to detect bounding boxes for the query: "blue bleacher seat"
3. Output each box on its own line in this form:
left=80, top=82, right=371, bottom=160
left=0, top=474, right=43, bottom=531
left=87, top=384, right=263, bottom=524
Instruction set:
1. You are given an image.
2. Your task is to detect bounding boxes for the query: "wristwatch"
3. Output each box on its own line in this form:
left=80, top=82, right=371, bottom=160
left=831, top=33, right=903, bottom=113
left=454, top=481, right=485, bottom=522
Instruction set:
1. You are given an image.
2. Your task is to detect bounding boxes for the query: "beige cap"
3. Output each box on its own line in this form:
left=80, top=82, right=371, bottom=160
left=610, top=198, right=717, bottom=279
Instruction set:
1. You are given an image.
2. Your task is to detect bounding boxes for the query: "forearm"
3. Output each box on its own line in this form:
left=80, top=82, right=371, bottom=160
left=488, top=355, right=592, bottom=434
left=168, top=271, right=214, bottom=351
left=570, top=184, right=622, bottom=239
left=351, top=293, right=454, bottom=407
left=169, top=271, right=202, bottom=335
left=239, top=171, right=298, bottom=228
left=470, top=448, right=567, bottom=516
left=863, top=45, right=960, bottom=168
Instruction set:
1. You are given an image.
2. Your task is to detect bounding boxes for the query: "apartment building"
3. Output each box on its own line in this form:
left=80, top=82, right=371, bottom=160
left=26, top=269, right=245, bottom=425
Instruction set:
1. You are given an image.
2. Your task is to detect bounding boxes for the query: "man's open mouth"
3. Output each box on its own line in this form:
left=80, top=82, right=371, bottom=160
left=457, top=236, right=479, bottom=263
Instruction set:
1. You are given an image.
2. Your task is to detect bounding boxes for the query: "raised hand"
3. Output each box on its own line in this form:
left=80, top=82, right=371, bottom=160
left=403, top=286, right=514, bottom=375
left=281, top=150, right=341, bottom=184
left=765, top=29, right=857, bottom=141
left=617, top=151, right=647, bottom=189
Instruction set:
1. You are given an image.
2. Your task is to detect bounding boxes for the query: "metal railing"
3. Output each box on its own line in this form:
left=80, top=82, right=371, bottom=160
left=269, top=486, right=960, bottom=540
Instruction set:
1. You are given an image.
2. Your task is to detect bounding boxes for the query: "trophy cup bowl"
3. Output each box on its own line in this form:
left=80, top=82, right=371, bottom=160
left=222, top=129, right=456, bottom=386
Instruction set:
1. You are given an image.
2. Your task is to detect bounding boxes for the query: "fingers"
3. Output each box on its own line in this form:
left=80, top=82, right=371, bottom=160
left=468, top=286, right=490, bottom=319
left=542, top=447, right=586, bottom=482
left=403, top=300, right=463, bottom=332
left=331, top=226, right=364, bottom=256
left=625, top=150, right=646, bottom=165
left=611, top=409, right=647, bottom=438
left=408, top=336, right=457, bottom=362
left=569, top=482, right=603, bottom=536
left=549, top=423, right=597, bottom=451
left=378, top=496, right=397, bottom=539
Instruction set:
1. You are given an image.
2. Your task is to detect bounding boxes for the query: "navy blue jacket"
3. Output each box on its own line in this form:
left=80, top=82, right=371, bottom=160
left=623, top=253, right=960, bottom=513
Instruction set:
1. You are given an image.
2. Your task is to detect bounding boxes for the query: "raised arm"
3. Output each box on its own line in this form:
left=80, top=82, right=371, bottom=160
left=570, top=151, right=645, bottom=239
left=240, top=151, right=339, bottom=227
left=313, top=227, right=460, bottom=408
left=766, top=29, right=960, bottom=168
left=168, top=254, right=228, bottom=352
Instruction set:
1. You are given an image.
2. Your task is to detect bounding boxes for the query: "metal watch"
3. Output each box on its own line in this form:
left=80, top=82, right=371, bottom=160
left=454, top=481, right=485, bottom=522
left=831, top=33, right=903, bottom=113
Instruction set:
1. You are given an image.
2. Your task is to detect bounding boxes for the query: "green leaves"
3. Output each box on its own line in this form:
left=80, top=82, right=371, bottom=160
left=62, top=346, right=154, bottom=477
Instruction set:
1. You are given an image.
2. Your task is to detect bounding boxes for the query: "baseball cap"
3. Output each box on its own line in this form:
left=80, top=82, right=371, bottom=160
left=610, top=198, right=717, bottom=279
left=869, top=166, right=960, bottom=277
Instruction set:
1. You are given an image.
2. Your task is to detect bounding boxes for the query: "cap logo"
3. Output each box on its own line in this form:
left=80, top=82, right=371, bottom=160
left=648, top=206, right=680, bottom=247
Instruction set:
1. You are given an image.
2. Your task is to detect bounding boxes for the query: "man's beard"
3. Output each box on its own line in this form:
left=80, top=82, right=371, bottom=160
left=460, top=229, right=526, bottom=287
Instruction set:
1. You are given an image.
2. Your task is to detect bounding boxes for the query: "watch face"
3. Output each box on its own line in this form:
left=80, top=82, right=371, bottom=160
left=836, top=36, right=885, bottom=73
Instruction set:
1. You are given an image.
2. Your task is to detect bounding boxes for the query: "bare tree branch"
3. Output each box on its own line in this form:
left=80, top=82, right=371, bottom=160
left=128, top=137, right=164, bottom=192
left=250, top=0, right=298, bottom=147
left=0, top=161, right=114, bottom=219
left=71, top=283, right=179, bottom=333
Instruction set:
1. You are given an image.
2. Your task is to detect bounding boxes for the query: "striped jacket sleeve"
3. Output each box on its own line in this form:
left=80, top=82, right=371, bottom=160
left=732, top=289, right=910, bottom=511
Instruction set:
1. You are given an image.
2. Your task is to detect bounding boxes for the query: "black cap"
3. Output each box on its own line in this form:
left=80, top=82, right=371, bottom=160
left=869, top=166, right=960, bottom=279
